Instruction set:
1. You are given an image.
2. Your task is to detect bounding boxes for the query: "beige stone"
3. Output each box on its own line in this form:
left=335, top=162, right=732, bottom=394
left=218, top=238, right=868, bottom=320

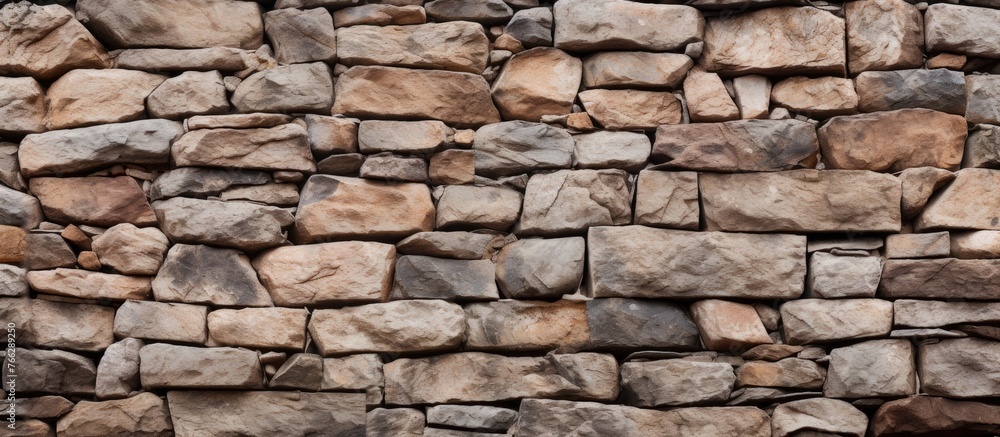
left=208, top=307, right=308, bottom=350
left=578, top=89, right=682, bottom=130
left=358, top=120, right=452, bottom=154
left=140, top=344, right=264, bottom=390
left=967, top=75, right=1000, bottom=125
left=893, top=299, right=1000, bottom=327
left=56, top=392, right=172, bottom=437
left=111, top=47, right=252, bottom=72
left=0, top=298, right=114, bottom=353
left=736, top=358, right=827, bottom=389
left=880, top=260, right=1000, bottom=300
left=492, top=47, right=582, bottom=122
left=472, top=121, right=574, bottom=177
left=518, top=169, right=631, bottom=236
left=95, top=338, right=144, bottom=400
left=770, top=76, right=859, bottom=118
left=824, top=339, right=917, bottom=398
left=76, top=0, right=264, bottom=49
left=172, top=123, right=315, bottom=172
left=885, top=232, right=950, bottom=259
left=146, top=71, right=229, bottom=119
left=264, top=7, right=337, bottom=65
left=168, top=391, right=365, bottom=436
left=333, top=5, right=426, bottom=27
left=220, top=183, right=299, bottom=207
left=919, top=337, right=1000, bottom=399
left=305, top=115, right=358, bottom=157
left=44, top=69, right=166, bottom=130
left=89, top=224, right=166, bottom=275
left=553, top=0, right=703, bottom=52
left=338, top=22, right=487, bottom=73
left=573, top=131, right=650, bottom=172
left=0, top=2, right=109, bottom=80
left=434, top=185, right=522, bottom=232
left=153, top=197, right=294, bottom=251
left=634, top=170, right=699, bottom=230
left=845, top=0, right=924, bottom=73
left=232, top=63, right=334, bottom=114
left=321, top=354, right=384, bottom=405
left=430, top=150, right=475, bottom=185
left=0, top=188, right=43, bottom=230
left=254, top=242, right=395, bottom=305
left=464, top=300, right=589, bottom=351
left=582, top=52, right=692, bottom=90
left=772, top=398, right=868, bottom=437
left=684, top=66, right=739, bottom=122
left=732, top=75, right=771, bottom=119
left=781, top=299, right=893, bottom=345
left=26, top=269, right=151, bottom=301
left=925, top=4, right=1000, bottom=58
left=309, top=300, right=466, bottom=355
left=424, top=0, right=512, bottom=24
left=951, top=231, right=1000, bottom=259
left=652, top=119, right=818, bottom=171
left=691, top=300, right=772, bottom=352
left=114, top=300, right=208, bottom=344
left=926, top=53, right=966, bottom=70
left=30, top=176, right=157, bottom=227
left=0, top=77, right=45, bottom=135
left=899, top=167, right=955, bottom=221
left=917, top=169, right=1000, bottom=231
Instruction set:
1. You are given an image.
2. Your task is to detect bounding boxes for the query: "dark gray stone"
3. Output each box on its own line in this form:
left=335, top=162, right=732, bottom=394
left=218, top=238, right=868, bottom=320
left=21, top=233, right=75, bottom=270
left=651, top=119, right=819, bottom=171
left=586, top=298, right=700, bottom=350
left=150, top=167, right=272, bottom=200
left=505, top=8, right=552, bottom=48
left=316, top=153, right=365, bottom=175
left=3, top=348, right=96, bottom=396
left=855, top=69, right=967, bottom=115
left=153, top=244, right=273, bottom=307
left=391, top=255, right=500, bottom=301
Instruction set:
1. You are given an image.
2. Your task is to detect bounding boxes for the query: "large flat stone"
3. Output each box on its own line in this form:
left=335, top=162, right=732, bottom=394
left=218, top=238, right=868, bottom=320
left=153, top=197, right=294, bottom=251
left=577, top=89, right=682, bottom=130
left=925, top=4, right=1000, bottom=58
left=880, top=259, right=1000, bottom=300
left=0, top=298, right=114, bottom=353
left=231, top=63, right=334, bottom=114
left=870, top=396, right=1000, bottom=437
left=652, top=119, right=818, bottom=171
left=208, top=307, right=308, bottom=350
left=736, top=358, right=826, bottom=389
left=0, top=77, right=45, bottom=135
left=3, top=348, right=96, bottom=396
left=919, top=337, right=1000, bottom=398
left=621, top=360, right=734, bottom=407
left=553, top=0, right=703, bottom=52
left=917, top=169, right=1000, bottom=231
left=472, top=121, right=573, bottom=178
left=0, top=2, right=109, bottom=80
left=168, top=391, right=365, bottom=437
left=55, top=392, right=172, bottom=437
left=434, top=185, right=522, bottom=232
left=781, top=299, right=893, bottom=345
left=700, top=170, right=901, bottom=232
left=769, top=76, right=858, bottom=118
left=338, top=22, right=487, bottom=74
left=854, top=69, right=966, bottom=114
left=30, top=176, right=157, bottom=227
left=893, top=300, right=1000, bottom=328
left=76, top=0, right=264, bottom=49
left=586, top=298, right=700, bottom=350
left=26, top=269, right=151, bottom=301
left=491, top=47, right=582, bottom=122
left=588, top=226, right=806, bottom=299
left=464, top=300, right=589, bottom=351
left=824, top=339, right=916, bottom=398
left=391, top=256, right=499, bottom=301
left=114, top=300, right=207, bottom=344
left=139, top=344, right=264, bottom=390
left=44, top=69, right=166, bottom=130
left=807, top=252, right=881, bottom=298
left=153, top=244, right=273, bottom=307
left=172, top=124, right=315, bottom=172
left=309, top=301, right=466, bottom=355
left=254, top=242, right=395, bottom=306
left=582, top=52, right=691, bottom=90
left=321, top=354, right=384, bottom=405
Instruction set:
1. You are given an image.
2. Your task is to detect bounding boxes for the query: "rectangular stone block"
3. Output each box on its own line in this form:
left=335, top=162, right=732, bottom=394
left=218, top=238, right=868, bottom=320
left=652, top=119, right=818, bottom=172
left=880, top=259, right=1000, bottom=300
left=139, top=344, right=264, bottom=390
left=114, top=300, right=207, bottom=344
left=780, top=299, right=893, bottom=345
left=925, top=4, right=1000, bottom=59
left=168, top=391, right=366, bottom=437
left=633, top=170, right=699, bottom=230
left=893, top=300, right=1000, bottom=328
left=0, top=297, right=114, bottom=353
left=586, top=298, right=700, bottom=350
left=207, top=307, right=308, bottom=350
left=309, top=300, right=466, bottom=355
left=919, top=338, right=1000, bottom=398
left=464, top=300, right=589, bottom=351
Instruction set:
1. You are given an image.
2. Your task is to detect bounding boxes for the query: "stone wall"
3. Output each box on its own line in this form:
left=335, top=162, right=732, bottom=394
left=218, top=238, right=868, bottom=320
left=2, top=0, right=1000, bottom=435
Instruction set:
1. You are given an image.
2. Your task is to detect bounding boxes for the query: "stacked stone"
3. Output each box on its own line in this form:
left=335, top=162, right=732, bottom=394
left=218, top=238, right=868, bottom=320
left=3, top=0, right=1000, bottom=435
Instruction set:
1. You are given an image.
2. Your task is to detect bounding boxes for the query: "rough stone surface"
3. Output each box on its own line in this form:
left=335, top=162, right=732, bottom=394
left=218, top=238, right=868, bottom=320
left=27, top=269, right=151, bottom=301
left=147, top=71, right=229, bottom=119
left=232, top=63, right=334, bottom=114
left=140, top=343, right=264, bottom=390
left=435, top=185, right=522, bottom=231
left=473, top=121, right=573, bottom=177
left=684, top=66, right=740, bottom=123
left=925, top=4, right=1000, bottom=58
left=621, top=360, right=735, bottom=407
left=899, top=167, right=956, bottom=220
left=338, top=22, right=487, bottom=74
left=359, top=120, right=452, bottom=154
left=966, top=75, right=1000, bottom=126
left=167, top=391, right=365, bottom=437
left=333, top=5, right=426, bottom=27
left=919, top=337, right=1000, bottom=398
left=77, top=0, right=264, bottom=49
left=691, top=300, right=772, bottom=352
left=464, top=300, right=588, bottom=351
left=652, top=120, right=818, bottom=171
left=885, top=232, right=950, bottom=259
left=391, top=256, right=499, bottom=301
left=807, top=252, right=881, bottom=298
left=870, top=396, right=1000, bottom=437
left=770, top=76, right=859, bottom=118
left=586, top=298, right=701, bottom=350
left=3, top=348, right=96, bottom=396
left=824, top=339, right=916, bottom=398
left=56, top=392, right=172, bottom=437
left=582, top=52, right=691, bottom=90
left=208, top=307, right=308, bottom=350
left=153, top=244, right=273, bottom=307
left=265, top=7, right=337, bottom=65
left=30, top=176, right=157, bottom=227
left=951, top=231, right=1000, bottom=258
left=893, top=300, right=1000, bottom=328
left=633, top=170, right=698, bottom=230
left=254, top=242, right=395, bottom=305
left=396, top=231, right=501, bottom=260
left=781, top=299, right=893, bottom=345
left=0, top=77, right=45, bottom=135
left=321, top=354, right=384, bottom=405
left=114, top=300, right=207, bottom=344
left=492, top=47, right=582, bottom=121
left=553, top=0, right=704, bottom=52
left=367, top=408, right=425, bottom=437
left=150, top=167, right=272, bottom=200
left=0, top=298, right=114, bottom=353
left=426, top=405, right=517, bottom=432
left=172, top=123, right=315, bottom=172
left=578, top=89, right=682, bottom=130
left=736, top=358, right=826, bottom=389
left=518, top=169, right=631, bottom=236
left=0, top=2, right=109, bottom=80
left=44, top=69, right=166, bottom=130
left=771, top=398, right=868, bottom=437
left=154, top=198, right=294, bottom=251
left=572, top=131, right=650, bottom=172
left=95, top=338, right=144, bottom=400
left=845, top=0, right=924, bottom=74
left=496, top=237, right=584, bottom=299
left=424, top=0, right=512, bottom=25
left=309, top=301, right=466, bottom=355
left=917, top=169, right=1000, bottom=231
left=855, top=69, right=966, bottom=114
left=0, top=186, right=43, bottom=230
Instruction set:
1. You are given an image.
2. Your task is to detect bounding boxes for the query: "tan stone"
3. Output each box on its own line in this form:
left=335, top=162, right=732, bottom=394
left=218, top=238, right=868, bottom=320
left=264, top=7, right=337, bottom=65
left=188, top=113, right=294, bottom=130
left=321, top=354, right=384, bottom=405
left=220, top=183, right=299, bottom=207
left=0, top=2, right=109, bottom=80
left=916, top=169, right=1000, bottom=231
left=737, top=358, right=826, bottom=389
left=358, top=120, right=452, bottom=154
left=146, top=70, right=229, bottom=119
left=0, top=77, right=45, bottom=135
left=139, top=344, right=264, bottom=390
left=434, top=185, right=522, bottom=231
left=702, top=7, right=845, bottom=76
left=880, top=260, right=1000, bottom=300
left=76, top=0, right=264, bottom=49
left=845, top=0, right=924, bottom=73
left=770, top=76, right=858, bottom=118
left=0, top=297, right=114, bottom=353
left=926, top=53, right=966, bottom=70
left=0, top=225, right=26, bottom=263
left=885, top=232, right=950, bottom=259
left=824, top=341, right=917, bottom=398
left=492, top=47, right=582, bottom=122
left=684, top=66, right=739, bottom=122
left=253, top=242, right=396, bottom=305
left=925, top=4, right=1000, bottom=58
left=56, top=392, right=172, bottom=437
left=781, top=299, right=893, bottom=345
left=918, top=338, right=1000, bottom=398
left=634, top=170, right=699, bottom=230
left=90, top=224, right=167, bottom=275
left=338, top=22, right=487, bottom=73
left=153, top=197, right=294, bottom=251
left=95, top=338, right=143, bottom=399
left=899, top=167, right=955, bottom=220
left=26, top=269, right=151, bottom=301
left=44, top=69, right=166, bottom=130
left=305, top=115, right=358, bottom=157
left=172, top=124, right=315, bottom=172
left=691, top=299, right=772, bottom=352
left=553, top=0, right=704, bottom=52
left=518, top=169, right=631, bottom=236
left=232, top=63, right=334, bottom=114
left=333, top=66, right=500, bottom=128
left=208, top=307, right=308, bottom=350
left=652, top=119, right=818, bottom=171
left=621, top=360, right=735, bottom=407
left=114, top=300, right=208, bottom=344
left=111, top=47, right=252, bottom=72
left=732, top=75, right=771, bottom=119
left=464, top=300, right=589, bottom=351
left=573, top=131, right=650, bottom=172
left=578, top=89, right=682, bottom=130
left=167, top=391, right=365, bottom=436
left=771, top=398, right=868, bottom=437
left=309, top=300, right=466, bottom=355
left=951, top=231, right=1000, bottom=259
left=582, top=52, right=692, bottom=90
left=333, top=5, right=426, bottom=27
left=30, top=176, right=157, bottom=227
left=430, top=150, right=475, bottom=185
left=78, top=251, right=100, bottom=270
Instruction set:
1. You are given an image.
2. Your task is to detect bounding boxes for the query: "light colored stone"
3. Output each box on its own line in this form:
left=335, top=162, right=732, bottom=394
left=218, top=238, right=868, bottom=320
left=854, top=69, right=966, bottom=115
left=424, top=0, right=512, bottom=24
left=582, top=52, right=691, bottom=90
left=430, top=150, right=475, bottom=185
left=333, top=5, right=426, bottom=27
left=140, top=343, right=263, bottom=390
left=899, top=167, right=955, bottom=220
left=0, top=298, right=114, bottom=353
left=578, top=89, right=682, bottom=130
left=89, top=224, right=165, bottom=275
left=367, top=408, right=425, bottom=437
left=114, top=300, right=207, bottom=344
left=390, top=256, right=499, bottom=301
left=21, top=233, right=75, bottom=271
left=220, top=183, right=299, bottom=207
left=824, top=339, right=916, bottom=398
left=883, top=258, right=1000, bottom=299
left=684, top=66, right=739, bottom=122
left=0, top=2, right=109, bottom=80
left=111, top=47, right=252, bottom=72
left=781, top=299, right=892, bottom=345
left=651, top=119, right=818, bottom=171
left=338, top=22, right=487, bottom=73
left=30, top=176, right=157, bottom=227
left=167, top=391, right=365, bottom=436
left=0, top=265, right=27, bottom=297
left=26, top=269, right=150, bottom=301
left=76, top=0, right=264, bottom=49
left=0, top=77, right=45, bottom=135
left=232, top=63, right=334, bottom=114
left=806, top=252, right=881, bottom=298
left=0, top=186, right=42, bottom=230
left=966, top=75, right=1000, bottom=125
left=95, top=338, right=144, bottom=400
left=254, top=242, right=395, bottom=306
left=147, top=71, right=228, bottom=119
left=917, top=169, right=1000, bottom=231
left=770, top=76, right=858, bottom=118
left=44, top=69, right=165, bottom=130
left=153, top=244, right=273, bottom=307
left=691, top=299, right=772, bottom=352
left=845, top=0, right=924, bottom=73
left=518, top=169, right=631, bottom=236
left=737, top=358, right=826, bottom=389
left=208, top=307, right=308, bottom=350
left=187, top=113, right=294, bottom=130
left=572, top=130, right=650, bottom=172
left=152, top=197, right=294, bottom=251
left=893, top=300, right=1000, bottom=327
left=269, top=354, right=323, bottom=389
left=359, top=120, right=452, bottom=154
left=472, top=121, right=573, bottom=177
left=464, top=300, right=588, bottom=351
left=951, top=231, right=1000, bottom=258
left=426, top=405, right=517, bottom=432
left=434, top=185, right=522, bottom=231
left=733, top=75, right=771, bottom=119
left=321, top=354, right=384, bottom=405
left=772, top=398, right=868, bottom=437
left=553, top=0, right=703, bottom=52
left=492, top=48, right=582, bottom=121
left=925, top=4, right=1000, bottom=58
left=56, top=392, right=171, bottom=437
left=359, top=152, right=427, bottom=182
left=265, top=7, right=336, bottom=65
left=622, top=360, right=734, bottom=407
left=496, top=237, right=584, bottom=299
left=172, top=124, right=315, bottom=172
left=3, top=348, right=95, bottom=397
left=919, top=337, right=1000, bottom=398
left=305, top=115, right=357, bottom=157
left=885, top=232, right=950, bottom=258
left=309, top=300, right=466, bottom=355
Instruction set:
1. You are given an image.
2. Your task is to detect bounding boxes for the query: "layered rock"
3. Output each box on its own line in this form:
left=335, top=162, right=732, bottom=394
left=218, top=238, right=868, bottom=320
left=208, top=307, right=308, bottom=350
left=917, top=169, right=1000, bottom=231
left=172, top=123, right=315, bottom=172
left=56, top=393, right=172, bottom=437
left=168, top=391, right=366, bottom=436
left=391, top=256, right=499, bottom=301
left=769, top=76, right=859, bottom=118
left=880, top=259, right=1000, bottom=299
left=0, top=2, right=109, bottom=80
left=586, top=299, right=700, bottom=350
left=652, top=119, right=818, bottom=171
left=26, top=269, right=151, bottom=301
left=870, top=396, right=1000, bottom=437
left=854, top=69, right=966, bottom=114
left=231, top=63, right=334, bottom=114
left=30, top=176, right=157, bottom=227
left=781, top=299, right=893, bottom=344
left=464, top=300, right=588, bottom=351
left=114, top=300, right=207, bottom=344
left=582, top=52, right=691, bottom=90
left=577, top=89, right=682, bottom=130
left=3, top=348, right=96, bottom=396
left=0, top=298, right=114, bottom=353
left=44, top=69, right=166, bottom=129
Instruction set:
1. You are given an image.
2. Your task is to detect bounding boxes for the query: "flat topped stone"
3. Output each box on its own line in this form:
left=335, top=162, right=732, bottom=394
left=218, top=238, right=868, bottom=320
left=652, top=119, right=818, bottom=172
left=30, top=176, right=157, bottom=227
left=491, top=47, right=582, bottom=122
left=139, top=344, right=264, bottom=390
left=309, top=300, right=466, bottom=355
left=553, top=0, right=704, bottom=52
left=854, top=69, right=966, bottom=115
left=917, top=168, right=1000, bottom=231
left=880, top=258, right=1000, bottom=300
left=781, top=299, right=893, bottom=345
left=621, top=359, right=735, bottom=407
left=76, top=0, right=264, bottom=49
left=152, top=197, right=294, bottom=252
left=473, top=121, right=574, bottom=178
left=925, top=4, right=1000, bottom=58
left=1, top=297, right=114, bottom=353
left=56, top=392, right=172, bottom=437
left=587, top=298, right=700, bottom=350
left=845, top=0, right=924, bottom=74
left=171, top=123, right=315, bottom=172
left=168, top=391, right=366, bottom=437
left=464, top=300, right=589, bottom=351
left=0, top=2, right=109, bottom=80
left=337, top=22, right=488, bottom=74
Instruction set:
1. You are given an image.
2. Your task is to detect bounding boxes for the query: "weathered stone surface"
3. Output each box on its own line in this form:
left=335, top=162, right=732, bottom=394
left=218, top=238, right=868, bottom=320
left=702, top=7, right=845, bottom=76
left=589, top=226, right=806, bottom=299
left=232, top=63, right=334, bottom=114
left=254, top=242, right=395, bottom=306
left=264, top=8, right=336, bottom=65
left=824, top=339, right=916, bottom=398
left=30, top=176, right=157, bottom=227
left=334, top=5, right=426, bottom=27
left=57, top=393, right=171, bottom=437
left=652, top=119, right=818, bottom=171
left=572, top=131, right=650, bottom=172
left=0, top=298, right=114, bottom=353
left=733, top=75, right=771, bottom=119
left=150, top=168, right=272, bottom=200
left=771, top=398, right=867, bottom=437
left=737, top=358, right=826, bottom=389
left=0, top=143, right=25, bottom=192
left=385, top=352, right=618, bottom=404
left=339, top=22, right=486, bottom=74
left=582, top=52, right=691, bottom=90
left=219, top=183, right=299, bottom=206
left=632, top=170, right=698, bottom=230
left=819, top=109, right=966, bottom=172
left=554, top=0, right=703, bottom=52
left=701, top=170, right=901, bottom=232
left=77, top=0, right=264, bottom=49
left=952, top=231, right=1000, bottom=258
left=893, top=300, right=1000, bottom=328
left=492, top=48, right=582, bottom=121
left=465, top=300, right=588, bottom=351
left=0, top=265, right=27, bottom=297
left=518, top=169, right=631, bottom=236
left=430, top=150, right=475, bottom=185
left=305, top=115, right=357, bottom=157
left=111, top=47, right=252, bottom=72
left=270, top=353, right=323, bottom=391
left=855, top=69, right=966, bottom=114
left=919, top=337, right=1000, bottom=398
left=505, top=7, right=551, bottom=48
left=0, top=396, right=73, bottom=420
left=587, top=298, right=700, bottom=350
left=769, top=76, right=858, bottom=118
left=0, top=2, right=109, bottom=80
left=925, top=4, right=1000, bottom=58
left=807, top=252, right=881, bottom=298
left=333, top=66, right=500, bottom=128
left=173, top=124, right=314, bottom=172
left=781, top=299, right=892, bottom=344
left=0, top=186, right=42, bottom=230
left=392, top=256, right=499, bottom=301
left=0, top=225, right=26, bottom=263
left=3, top=348, right=95, bottom=396
left=578, top=89, right=682, bottom=130
left=397, top=231, right=500, bottom=260
left=321, top=354, right=384, bottom=405
left=845, top=0, right=924, bottom=74
left=359, top=152, right=428, bottom=182
left=95, top=338, right=144, bottom=399
left=622, top=360, right=734, bottom=407
left=434, top=185, right=522, bottom=231
left=899, top=167, right=955, bottom=220
left=294, top=175, right=434, bottom=243
left=367, top=408, right=425, bottom=437
left=153, top=197, right=294, bottom=251
left=310, top=301, right=466, bottom=355
left=147, top=71, right=228, bottom=119
left=0, top=77, right=45, bottom=135
left=496, top=237, right=584, bottom=299
left=26, top=269, right=151, bottom=301
left=208, top=307, right=307, bottom=350
left=967, top=75, right=1000, bottom=125
left=742, top=345, right=803, bottom=362
left=140, top=344, right=263, bottom=389
left=359, top=120, right=451, bottom=154
left=514, top=399, right=771, bottom=437
left=964, top=124, right=1000, bottom=169
left=21, top=233, right=75, bottom=271
left=427, top=405, right=517, bottom=432
left=154, top=244, right=272, bottom=307
left=168, top=391, right=366, bottom=437
left=917, top=169, right=1000, bottom=231
left=424, top=0, right=512, bottom=24
left=870, top=396, right=1000, bottom=437
left=885, top=232, right=949, bottom=259
left=691, top=300, right=772, bottom=352
left=684, top=66, right=740, bottom=122
left=114, top=300, right=207, bottom=344
left=18, top=119, right=183, bottom=178
left=473, top=121, right=573, bottom=177
left=44, top=69, right=165, bottom=130
left=187, top=113, right=295, bottom=130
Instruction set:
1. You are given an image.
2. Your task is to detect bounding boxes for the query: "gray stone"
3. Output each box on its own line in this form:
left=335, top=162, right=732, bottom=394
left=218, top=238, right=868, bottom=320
left=264, top=7, right=336, bottom=65
left=771, top=398, right=868, bottom=437
left=824, top=339, right=916, bottom=398
left=359, top=152, right=427, bottom=182
left=427, top=405, right=517, bottom=432
left=333, top=5, right=426, bottom=27
left=518, top=169, right=632, bottom=236
left=424, top=0, right=512, bottom=24
left=496, top=237, right=584, bottom=299
left=505, top=7, right=552, bottom=48
left=586, top=298, right=700, bottom=350
left=111, top=47, right=253, bottom=72
left=76, top=0, right=263, bottom=49
left=0, top=298, right=114, bottom=353
left=651, top=119, right=818, bottom=172
left=473, top=121, right=573, bottom=178
left=964, top=124, right=1000, bottom=169
left=806, top=252, right=881, bottom=298
left=150, top=168, right=271, bottom=200
left=309, top=300, right=466, bottom=355
left=880, top=259, right=1000, bottom=300
left=391, top=256, right=499, bottom=301
left=434, top=185, right=522, bottom=231
left=152, top=197, right=294, bottom=251
left=167, top=391, right=365, bottom=437
left=140, top=343, right=264, bottom=390
left=0, top=396, right=73, bottom=420
left=0, top=265, right=27, bottom=297
left=781, top=299, right=893, bottom=345
left=397, top=231, right=503, bottom=260
left=270, top=353, right=323, bottom=391
left=21, top=233, right=75, bottom=270
left=622, top=360, right=734, bottom=407
left=855, top=69, right=966, bottom=115
left=736, top=358, right=826, bottom=389
left=114, top=300, right=208, bottom=344
left=56, top=392, right=172, bottom=437
left=893, top=300, right=1000, bottom=328
left=338, top=22, right=487, bottom=73
left=321, top=354, right=384, bottom=406
left=95, top=338, right=144, bottom=400
left=464, top=300, right=589, bottom=351
left=553, top=0, right=703, bottom=52
left=966, top=75, right=1000, bottom=125
left=870, top=396, right=1000, bottom=437
left=43, top=68, right=166, bottom=130
left=219, top=183, right=300, bottom=207
left=91, top=224, right=170, bottom=275
left=153, top=244, right=273, bottom=307
left=367, top=408, right=424, bottom=437
left=573, top=131, right=650, bottom=172
left=919, top=337, right=1000, bottom=398
left=146, top=70, right=229, bottom=119
left=925, top=4, right=1000, bottom=58
left=0, top=143, right=25, bottom=191
left=633, top=170, right=699, bottom=230
left=3, top=348, right=95, bottom=396
left=232, top=63, right=334, bottom=114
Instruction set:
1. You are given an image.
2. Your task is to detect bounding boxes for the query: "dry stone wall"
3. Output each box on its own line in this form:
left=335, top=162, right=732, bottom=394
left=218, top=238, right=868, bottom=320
left=2, top=0, right=1000, bottom=435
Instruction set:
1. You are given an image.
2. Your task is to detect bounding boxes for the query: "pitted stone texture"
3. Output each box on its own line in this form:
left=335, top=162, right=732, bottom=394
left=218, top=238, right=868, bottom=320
left=146, top=70, right=228, bottom=120
left=925, top=4, right=1000, bottom=58
left=578, top=89, right=682, bottom=130
left=920, top=338, right=1000, bottom=398
left=464, top=300, right=589, bottom=351
left=518, top=169, right=631, bottom=236
left=254, top=242, right=395, bottom=306
left=855, top=69, right=966, bottom=114
left=172, top=123, right=315, bottom=172
left=492, top=47, right=582, bottom=122
left=702, top=6, right=846, bottom=76
left=587, top=298, right=700, bottom=350
left=265, top=7, right=337, bottom=65
left=701, top=170, right=901, bottom=233
left=633, top=170, right=698, bottom=230
left=338, top=22, right=487, bottom=74
left=391, top=256, right=499, bottom=301
left=0, top=298, right=114, bottom=353
left=621, top=360, right=734, bottom=407
left=56, top=392, right=172, bottom=437
left=3, top=348, right=96, bottom=397
left=208, top=307, right=308, bottom=350
left=0, top=2, right=109, bottom=80
left=140, top=344, right=263, bottom=390
left=496, top=237, right=584, bottom=299
left=434, top=185, right=522, bottom=232
left=232, top=63, right=334, bottom=114
left=44, top=69, right=166, bottom=130
left=652, top=119, right=818, bottom=171
left=0, top=186, right=42, bottom=230
left=0, top=77, right=45, bottom=135
left=807, top=252, right=881, bottom=298
left=430, top=150, right=475, bottom=185
left=964, top=124, right=1000, bottom=169
left=824, top=339, right=916, bottom=398
left=95, top=338, right=144, bottom=400
left=781, top=299, right=893, bottom=345
left=582, top=52, right=691, bottom=90
left=384, top=352, right=619, bottom=404
left=899, top=167, right=955, bottom=220
left=153, top=244, right=273, bottom=307
left=736, top=358, right=826, bottom=389
left=845, top=0, right=924, bottom=74
left=553, top=0, right=703, bottom=52
left=473, top=121, right=573, bottom=178
left=30, top=176, right=157, bottom=227
left=114, top=300, right=207, bottom=344
left=77, top=0, right=262, bottom=49
left=27, top=269, right=151, bottom=301
left=769, top=76, right=859, bottom=118
left=167, top=391, right=365, bottom=437
left=309, top=300, right=466, bottom=355
left=870, top=396, right=1000, bottom=437
left=917, top=168, right=1000, bottom=231
left=691, top=300, right=772, bottom=352
left=588, top=226, right=806, bottom=299
left=771, top=398, right=868, bottom=437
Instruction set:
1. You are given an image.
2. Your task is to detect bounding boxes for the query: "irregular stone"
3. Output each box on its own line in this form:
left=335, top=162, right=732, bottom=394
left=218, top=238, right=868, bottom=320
left=966, top=75, right=1000, bottom=125
left=0, top=187, right=42, bottom=230
left=855, top=69, right=966, bottom=114
left=0, top=265, right=27, bottom=297
left=167, top=391, right=365, bottom=436
left=18, top=119, right=183, bottom=178
left=187, top=113, right=294, bottom=130
left=254, top=242, right=395, bottom=306
left=30, top=176, right=157, bottom=227
left=424, top=0, right=512, bottom=24
left=870, top=396, right=1000, bottom=437
left=741, top=345, right=803, bottom=362
left=232, top=63, right=333, bottom=114
left=733, top=75, right=771, bottom=119
left=582, top=52, right=691, bottom=90
left=112, top=47, right=252, bottom=72
left=586, top=298, right=700, bottom=350
left=514, top=399, right=771, bottom=437
left=427, top=405, right=517, bottom=432
left=305, top=115, right=357, bottom=157
left=114, top=300, right=207, bottom=344
left=147, top=71, right=228, bottom=119
left=358, top=120, right=451, bottom=154
left=518, top=169, right=631, bottom=236
left=434, top=185, right=521, bottom=231
left=572, top=130, right=650, bottom=173
left=339, top=22, right=486, bottom=73
left=622, top=360, right=734, bottom=407
left=925, top=4, right=1000, bottom=58
left=0, top=143, right=25, bottom=192
left=333, top=5, right=426, bottom=27
left=899, top=167, right=955, bottom=220
left=495, top=237, right=583, bottom=299
left=391, top=256, right=498, bottom=301
left=726, top=388, right=821, bottom=407
left=464, top=300, right=588, bottom=351
left=56, top=392, right=172, bottom=437
left=917, top=169, right=1000, bottom=231
left=359, top=153, right=427, bottom=182
left=152, top=197, right=294, bottom=251
left=737, top=358, right=826, bottom=389
left=806, top=252, right=881, bottom=298
left=926, top=52, right=966, bottom=70
left=153, top=244, right=272, bottom=307
left=430, top=150, right=475, bottom=185
left=505, top=7, right=552, bottom=48
left=691, top=300, right=772, bottom=352
left=76, top=0, right=264, bottom=49
left=701, top=170, right=901, bottom=232
left=269, top=353, right=323, bottom=390
left=919, top=337, right=1000, bottom=398
left=578, top=89, right=682, bottom=130
left=0, top=77, right=45, bottom=135
left=781, top=299, right=893, bottom=345
left=208, top=307, right=308, bottom=350
left=95, top=338, right=144, bottom=399
left=150, top=167, right=272, bottom=200
left=264, top=8, right=336, bottom=65
left=220, top=183, right=299, bottom=206
left=333, top=66, right=500, bottom=128
left=893, top=300, right=1000, bottom=328
left=0, top=2, right=109, bottom=80
left=0, top=225, right=26, bottom=263
left=139, top=343, right=263, bottom=389
left=632, top=170, right=698, bottom=230
left=26, top=269, right=151, bottom=301
left=44, top=69, right=165, bottom=130
left=321, top=354, right=384, bottom=405
left=492, top=47, right=581, bottom=121
left=553, top=0, right=703, bottom=52
left=0, top=298, right=114, bottom=353
left=588, top=226, right=806, bottom=299
left=472, top=121, right=573, bottom=177
left=367, top=408, right=425, bottom=437
left=824, top=339, right=916, bottom=398
left=173, top=124, right=314, bottom=172
left=6, top=419, right=52, bottom=436
left=384, top=352, right=618, bottom=404
left=769, top=76, right=858, bottom=118
left=845, top=0, right=924, bottom=73
left=3, top=348, right=95, bottom=396
left=652, top=119, right=818, bottom=171
left=310, top=300, right=466, bottom=355
left=684, top=66, right=739, bottom=122
left=951, top=231, right=1000, bottom=258
left=0, top=396, right=73, bottom=420
left=771, top=398, right=867, bottom=437
left=294, top=175, right=434, bottom=243
left=21, top=233, right=74, bottom=271
left=884, top=232, right=950, bottom=258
